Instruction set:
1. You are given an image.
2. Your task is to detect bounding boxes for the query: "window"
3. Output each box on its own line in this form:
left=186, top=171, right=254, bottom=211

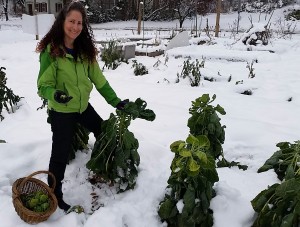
left=56, top=3, right=63, bottom=13
left=35, top=2, right=47, bottom=13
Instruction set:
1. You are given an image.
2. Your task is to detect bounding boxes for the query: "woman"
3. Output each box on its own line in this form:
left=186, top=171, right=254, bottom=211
left=36, top=1, right=127, bottom=212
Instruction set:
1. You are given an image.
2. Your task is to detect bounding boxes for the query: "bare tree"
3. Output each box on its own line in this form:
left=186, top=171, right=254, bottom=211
left=1, top=0, right=9, bottom=21
left=173, top=0, right=197, bottom=28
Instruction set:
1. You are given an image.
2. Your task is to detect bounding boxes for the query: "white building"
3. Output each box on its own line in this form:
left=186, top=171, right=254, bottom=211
left=24, top=0, right=64, bottom=16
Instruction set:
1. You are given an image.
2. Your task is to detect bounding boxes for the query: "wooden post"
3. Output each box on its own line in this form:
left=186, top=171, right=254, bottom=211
left=237, top=0, right=241, bottom=34
left=137, top=1, right=143, bottom=35
left=215, top=0, right=221, bottom=37
left=33, top=0, right=39, bottom=40
left=195, top=14, right=198, bottom=37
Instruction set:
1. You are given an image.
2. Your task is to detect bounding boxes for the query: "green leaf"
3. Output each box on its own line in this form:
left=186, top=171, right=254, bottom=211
left=276, top=142, right=290, bottom=150
left=158, top=198, right=178, bottom=220
left=186, top=168, right=200, bottom=177
left=294, top=202, right=300, bottom=215
left=207, top=123, right=215, bottom=134
left=251, top=183, right=279, bottom=212
left=114, top=150, right=127, bottom=169
left=257, top=164, right=274, bottom=173
left=186, top=134, right=198, bottom=145
left=188, top=158, right=200, bottom=172
left=285, top=164, right=295, bottom=180
left=275, top=178, right=300, bottom=198
left=215, top=104, right=226, bottom=115
left=251, top=193, right=271, bottom=212
left=202, top=154, right=215, bottom=169
left=280, top=213, right=294, bottom=227
left=201, top=155, right=219, bottom=183
left=200, top=94, right=210, bottom=104
left=194, top=135, right=210, bottom=150
left=175, top=157, right=185, bottom=168
left=139, top=109, right=156, bottom=121
left=183, top=186, right=196, bottom=213
left=170, top=140, right=185, bottom=153
left=194, top=151, right=207, bottom=164
left=209, top=113, right=220, bottom=124
left=179, top=148, right=192, bottom=157
left=123, top=131, right=138, bottom=150
left=211, top=94, right=216, bottom=102
left=178, top=142, right=185, bottom=151
left=200, top=191, right=209, bottom=211
left=131, top=148, right=140, bottom=166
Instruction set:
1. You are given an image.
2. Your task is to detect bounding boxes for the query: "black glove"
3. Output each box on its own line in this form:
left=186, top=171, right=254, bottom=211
left=54, top=90, right=73, bottom=103
left=116, top=99, right=129, bottom=110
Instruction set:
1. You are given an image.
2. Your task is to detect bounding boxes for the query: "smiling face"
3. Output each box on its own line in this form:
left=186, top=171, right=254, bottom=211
left=63, top=10, right=83, bottom=48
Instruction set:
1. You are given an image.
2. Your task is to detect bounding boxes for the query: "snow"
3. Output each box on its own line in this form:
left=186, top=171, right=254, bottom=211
left=1, top=6, right=300, bottom=227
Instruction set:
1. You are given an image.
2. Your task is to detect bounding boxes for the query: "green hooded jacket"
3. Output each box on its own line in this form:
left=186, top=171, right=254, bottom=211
left=37, top=45, right=120, bottom=113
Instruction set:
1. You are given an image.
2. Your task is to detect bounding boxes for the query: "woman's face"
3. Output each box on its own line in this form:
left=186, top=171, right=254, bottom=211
left=63, top=10, right=83, bottom=47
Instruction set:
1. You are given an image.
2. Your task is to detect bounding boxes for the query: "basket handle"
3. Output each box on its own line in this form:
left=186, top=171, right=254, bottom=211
left=17, top=170, right=56, bottom=195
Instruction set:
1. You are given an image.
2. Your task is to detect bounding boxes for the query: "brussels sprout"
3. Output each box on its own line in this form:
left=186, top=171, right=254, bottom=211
left=41, top=202, right=49, bottom=211
left=28, top=198, right=39, bottom=208
left=39, top=194, right=48, bottom=203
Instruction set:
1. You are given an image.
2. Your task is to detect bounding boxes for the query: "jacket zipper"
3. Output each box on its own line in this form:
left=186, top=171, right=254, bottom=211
left=74, top=61, right=82, bottom=113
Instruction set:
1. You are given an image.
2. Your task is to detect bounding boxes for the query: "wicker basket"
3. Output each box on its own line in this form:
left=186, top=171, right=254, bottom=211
left=12, top=170, right=58, bottom=224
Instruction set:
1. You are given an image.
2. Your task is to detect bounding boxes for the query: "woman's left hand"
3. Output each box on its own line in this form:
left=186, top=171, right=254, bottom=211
left=116, top=99, right=129, bottom=110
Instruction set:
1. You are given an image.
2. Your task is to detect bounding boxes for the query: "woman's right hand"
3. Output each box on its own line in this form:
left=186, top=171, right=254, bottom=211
left=54, top=90, right=73, bottom=103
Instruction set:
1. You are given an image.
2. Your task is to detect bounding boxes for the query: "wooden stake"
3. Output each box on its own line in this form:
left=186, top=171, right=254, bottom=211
left=215, top=0, right=221, bottom=37
left=33, top=0, right=39, bottom=40
left=137, top=2, right=143, bottom=35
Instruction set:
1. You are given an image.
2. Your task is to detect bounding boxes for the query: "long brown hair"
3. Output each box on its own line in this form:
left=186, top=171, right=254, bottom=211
left=36, top=1, right=97, bottom=63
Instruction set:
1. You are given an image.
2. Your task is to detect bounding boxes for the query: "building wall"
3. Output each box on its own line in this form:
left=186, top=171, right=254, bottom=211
left=25, top=0, right=63, bottom=16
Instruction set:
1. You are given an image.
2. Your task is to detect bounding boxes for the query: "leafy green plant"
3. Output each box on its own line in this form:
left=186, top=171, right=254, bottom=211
left=158, top=134, right=218, bottom=227
left=247, top=60, right=256, bottom=78
left=176, top=59, right=205, bottom=87
left=251, top=178, right=300, bottom=227
left=286, top=10, right=300, bottom=21
left=132, top=60, right=148, bottom=76
left=187, top=94, right=226, bottom=161
left=258, top=141, right=300, bottom=181
left=0, top=66, right=22, bottom=121
left=69, top=124, right=90, bottom=162
left=252, top=141, right=300, bottom=226
left=188, top=94, right=247, bottom=169
left=86, top=98, right=155, bottom=192
left=101, top=40, right=125, bottom=70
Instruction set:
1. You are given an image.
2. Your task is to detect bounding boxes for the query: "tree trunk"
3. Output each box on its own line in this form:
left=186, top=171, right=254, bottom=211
left=179, top=18, right=184, bottom=28
left=3, top=0, right=9, bottom=21
left=215, top=0, right=221, bottom=37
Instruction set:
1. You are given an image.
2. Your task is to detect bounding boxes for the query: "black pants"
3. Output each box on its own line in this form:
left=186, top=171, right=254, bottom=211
left=48, top=103, right=103, bottom=198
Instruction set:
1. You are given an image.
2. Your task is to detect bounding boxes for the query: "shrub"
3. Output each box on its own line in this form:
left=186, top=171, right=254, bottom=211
left=86, top=98, right=155, bottom=192
left=176, top=59, right=205, bottom=87
left=187, top=94, right=226, bottom=160
left=158, top=135, right=218, bottom=227
left=132, top=60, right=148, bottom=76
left=252, top=141, right=300, bottom=227
left=101, top=40, right=125, bottom=70
left=286, top=10, right=300, bottom=21
left=0, top=67, right=22, bottom=121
